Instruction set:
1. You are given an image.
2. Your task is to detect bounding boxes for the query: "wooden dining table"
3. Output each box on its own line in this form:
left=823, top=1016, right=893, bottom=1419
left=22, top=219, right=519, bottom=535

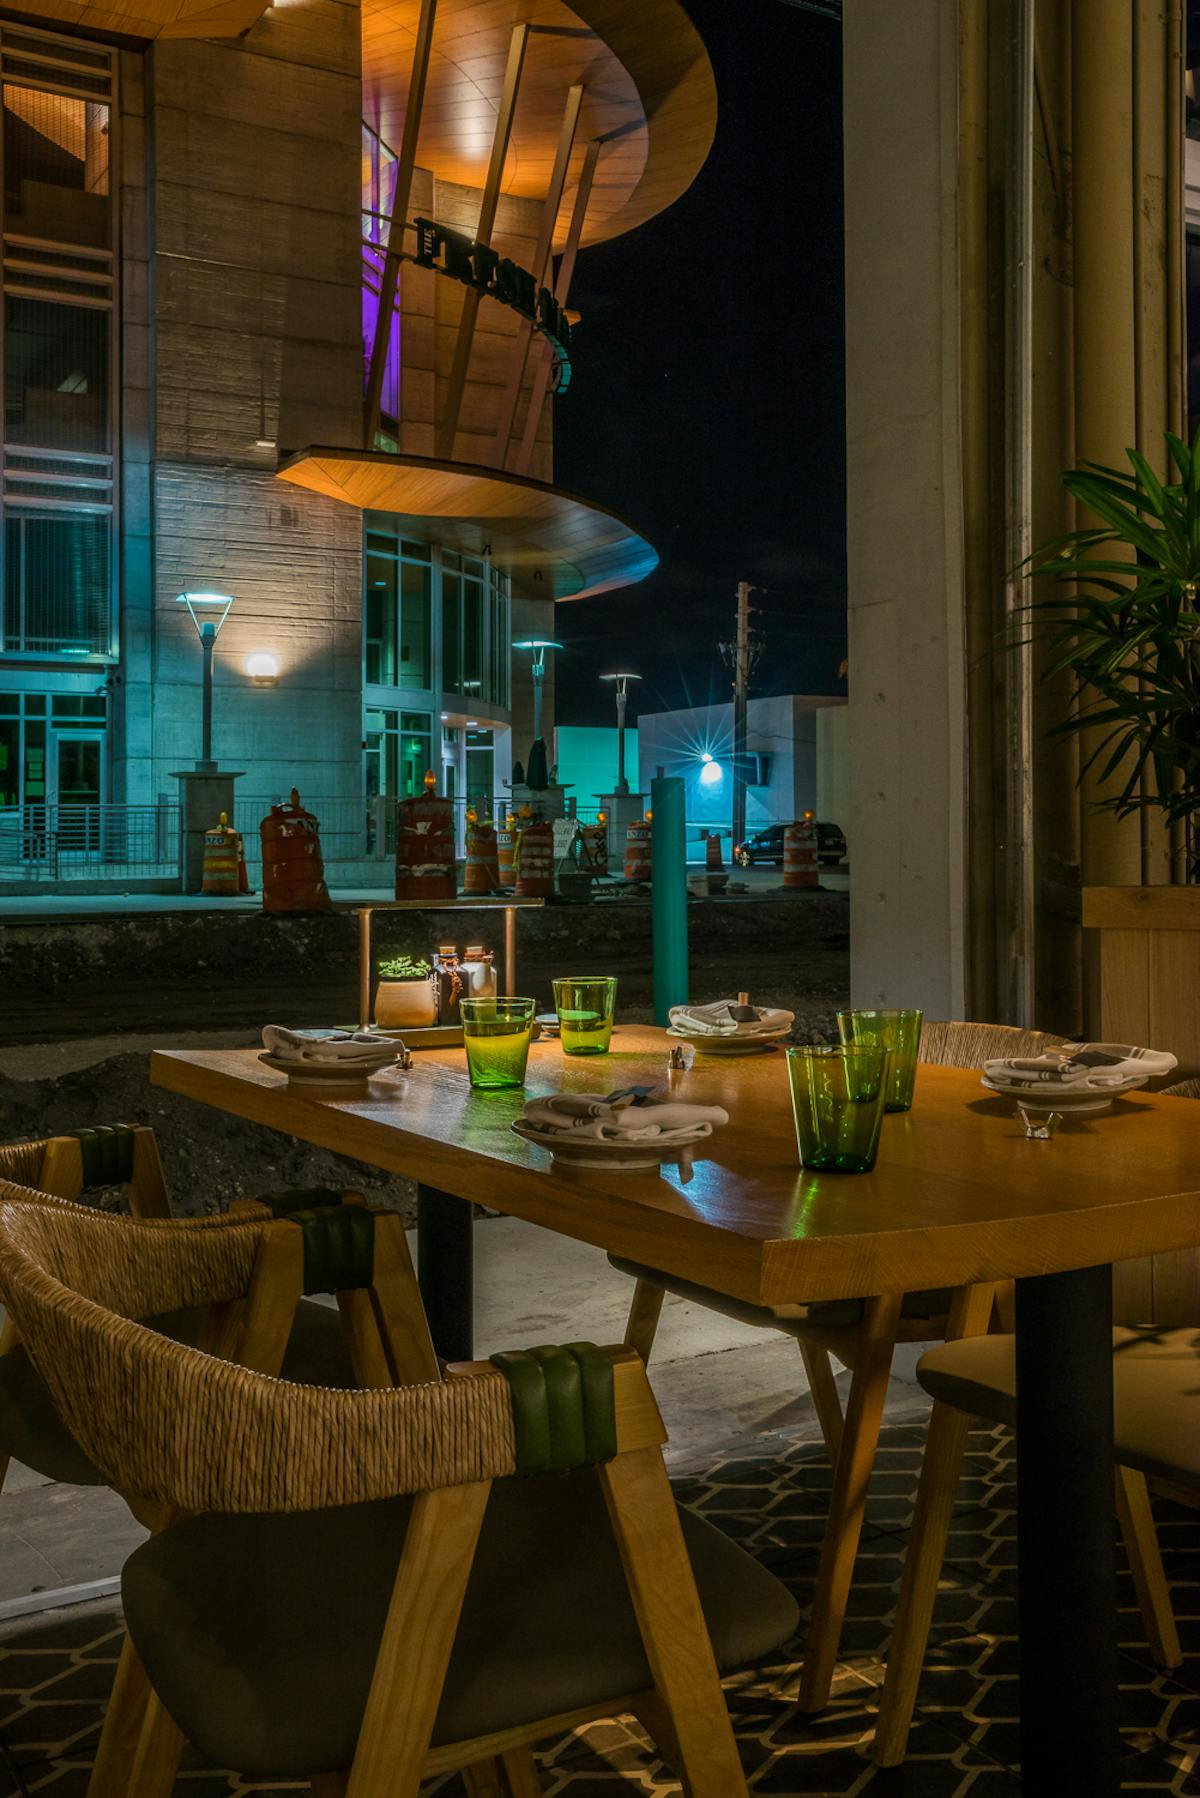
left=151, top=1026, right=1200, bottom=1796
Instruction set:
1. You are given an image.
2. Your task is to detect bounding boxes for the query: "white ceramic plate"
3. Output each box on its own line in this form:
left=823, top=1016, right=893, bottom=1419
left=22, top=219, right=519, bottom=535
left=979, top=1073, right=1148, bottom=1116
left=665, top=1026, right=790, bottom=1056
left=259, top=1050, right=399, bottom=1089
left=510, top=1117, right=710, bottom=1171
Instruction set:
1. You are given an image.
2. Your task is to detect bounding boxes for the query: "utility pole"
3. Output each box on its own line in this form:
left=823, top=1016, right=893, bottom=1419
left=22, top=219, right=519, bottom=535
left=731, top=581, right=751, bottom=851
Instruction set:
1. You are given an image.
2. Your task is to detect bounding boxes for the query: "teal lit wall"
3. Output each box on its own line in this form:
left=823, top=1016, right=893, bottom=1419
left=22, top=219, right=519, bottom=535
left=553, top=726, right=640, bottom=813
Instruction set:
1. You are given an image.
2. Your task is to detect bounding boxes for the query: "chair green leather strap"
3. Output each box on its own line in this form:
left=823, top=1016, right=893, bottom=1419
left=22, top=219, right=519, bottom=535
left=65, top=1124, right=136, bottom=1189
left=289, top=1206, right=375, bottom=1295
left=255, top=1188, right=345, bottom=1220
left=490, top=1343, right=617, bottom=1475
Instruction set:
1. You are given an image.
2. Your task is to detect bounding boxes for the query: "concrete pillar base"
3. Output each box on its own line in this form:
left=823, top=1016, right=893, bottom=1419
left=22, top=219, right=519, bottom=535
left=171, top=769, right=244, bottom=892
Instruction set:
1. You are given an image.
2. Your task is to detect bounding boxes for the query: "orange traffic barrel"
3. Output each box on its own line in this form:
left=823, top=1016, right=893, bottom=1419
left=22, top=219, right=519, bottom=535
left=515, top=819, right=554, bottom=897
left=260, top=788, right=331, bottom=913
left=497, top=819, right=518, bottom=887
left=704, top=830, right=724, bottom=873
left=395, top=770, right=456, bottom=900
left=202, top=813, right=243, bottom=897
left=624, top=819, right=653, bottom=882
left=462, top=818, right=500, bottom=895
left=577, top=822, right=608, bottom=876
left=783, top=819, right=819, bottom=889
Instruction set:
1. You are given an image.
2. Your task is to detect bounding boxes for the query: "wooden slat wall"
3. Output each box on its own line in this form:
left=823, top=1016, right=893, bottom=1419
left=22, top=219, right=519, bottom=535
left=1084, top=887, right=1200, bottom=1325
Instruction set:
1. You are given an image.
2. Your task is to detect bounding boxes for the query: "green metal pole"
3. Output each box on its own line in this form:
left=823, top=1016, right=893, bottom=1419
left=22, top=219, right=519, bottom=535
left=652, top=774, right=688, bottom=1024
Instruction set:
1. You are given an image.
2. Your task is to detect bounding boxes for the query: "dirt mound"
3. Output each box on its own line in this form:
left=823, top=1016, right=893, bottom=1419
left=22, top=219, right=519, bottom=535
left=0, top=1051, right=414, bottom=1219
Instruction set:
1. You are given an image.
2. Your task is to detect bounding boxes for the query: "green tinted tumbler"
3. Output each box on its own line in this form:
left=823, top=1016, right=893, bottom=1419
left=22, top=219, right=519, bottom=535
left=837, top=1008, right=923, bottom=1112
left=552, top=976, right=617, bottom=1055
left=787, top=1044, right=889, bottom=1174
left=461, top=997, right=536, bottom=1090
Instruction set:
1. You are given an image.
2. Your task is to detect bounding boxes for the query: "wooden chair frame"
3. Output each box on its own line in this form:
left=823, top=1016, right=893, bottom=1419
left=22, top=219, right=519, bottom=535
left=0, top=1202, right=750, bottom=1798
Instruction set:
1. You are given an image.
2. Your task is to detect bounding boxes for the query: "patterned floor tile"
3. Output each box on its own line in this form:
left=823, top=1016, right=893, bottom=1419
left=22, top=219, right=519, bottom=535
left=0, top=1422, right=1193, bottom=1795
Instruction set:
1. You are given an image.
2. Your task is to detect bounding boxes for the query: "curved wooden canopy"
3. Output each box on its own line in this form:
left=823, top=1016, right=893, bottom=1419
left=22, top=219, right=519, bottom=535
left=279, top=448, right=658, bottom=600
left=11, top=0, right=268, bottom=39
left=363, top=0, right=718, bottom=247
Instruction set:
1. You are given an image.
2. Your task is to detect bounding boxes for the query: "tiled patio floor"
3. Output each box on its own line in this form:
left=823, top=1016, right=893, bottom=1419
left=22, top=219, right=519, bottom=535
left=0, top=1420, right=1195, bottom=1796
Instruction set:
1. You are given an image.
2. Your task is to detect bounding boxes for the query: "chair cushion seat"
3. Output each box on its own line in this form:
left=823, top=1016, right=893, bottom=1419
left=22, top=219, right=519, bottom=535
left=917, top=1327, right=1200, bottom=1488
left=608, top=1256, right=952, bottom=1334
left=0, top=1298, right=357, bottom=1486
left=122, top=1471, right=799, bottom=1779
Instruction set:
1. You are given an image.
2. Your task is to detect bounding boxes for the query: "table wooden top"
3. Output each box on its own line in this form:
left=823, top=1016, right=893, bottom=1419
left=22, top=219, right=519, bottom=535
left=150, top=1028, right=1200, bottom=1307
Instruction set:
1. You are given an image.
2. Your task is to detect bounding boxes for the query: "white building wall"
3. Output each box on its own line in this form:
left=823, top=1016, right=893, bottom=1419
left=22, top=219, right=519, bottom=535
left=637, top=695, right=846, bottom=836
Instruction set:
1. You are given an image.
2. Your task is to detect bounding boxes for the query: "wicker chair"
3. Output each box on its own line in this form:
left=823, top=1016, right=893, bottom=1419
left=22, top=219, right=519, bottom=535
left=873, top=1074, right=1200, bottom=1767
left=609, top=1020, right=1068, bottom=1713
left=0, top=1135, right=363, bottom=1495
left=0, top=1199, right=799, bottom=1798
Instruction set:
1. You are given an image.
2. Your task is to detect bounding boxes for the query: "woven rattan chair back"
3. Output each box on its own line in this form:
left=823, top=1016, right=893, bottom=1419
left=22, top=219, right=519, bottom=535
left=919, top=1020, right=1069, bottom=1068
left=0, top=1200, right=518, bottom=1513
left=0, top=1127, right=171, bottom=1219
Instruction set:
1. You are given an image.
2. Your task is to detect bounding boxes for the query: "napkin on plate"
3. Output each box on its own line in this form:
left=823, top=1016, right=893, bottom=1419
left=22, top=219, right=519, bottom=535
left=522, top=1092, right=729, bottom=1144
left=983, top=1042, right=1178, bottom=1092
left=262, top=1027, right=391, bottom=1064
left=669, top=1000, right=794, bottom=1038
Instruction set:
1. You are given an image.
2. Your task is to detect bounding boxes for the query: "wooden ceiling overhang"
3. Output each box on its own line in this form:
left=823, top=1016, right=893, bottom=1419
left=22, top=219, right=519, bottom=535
left=362, top=0, right=718, bottom=248
left=8, top=0, right=269, bottom=40
left=279, top=448, right=658, bottom=600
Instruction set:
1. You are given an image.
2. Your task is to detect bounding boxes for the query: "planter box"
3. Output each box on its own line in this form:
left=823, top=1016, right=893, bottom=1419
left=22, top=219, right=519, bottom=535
left=1083, top=885, right=1200, bottom=1325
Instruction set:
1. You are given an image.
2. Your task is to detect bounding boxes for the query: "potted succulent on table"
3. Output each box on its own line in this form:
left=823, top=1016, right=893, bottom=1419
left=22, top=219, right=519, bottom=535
left=374, top=954, right=437, bottom=1030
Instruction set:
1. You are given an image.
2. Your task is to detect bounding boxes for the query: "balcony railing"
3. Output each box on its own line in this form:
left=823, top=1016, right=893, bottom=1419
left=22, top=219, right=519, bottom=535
left=0, top=801, right=179, bottom=881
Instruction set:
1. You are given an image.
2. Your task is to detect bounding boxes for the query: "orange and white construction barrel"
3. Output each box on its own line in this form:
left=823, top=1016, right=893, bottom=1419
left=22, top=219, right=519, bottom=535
left=783, top=819, right=819, bottom=890
left=514, top=819, right=554, bottom=897
left=623, top=819, right=653, bottom=883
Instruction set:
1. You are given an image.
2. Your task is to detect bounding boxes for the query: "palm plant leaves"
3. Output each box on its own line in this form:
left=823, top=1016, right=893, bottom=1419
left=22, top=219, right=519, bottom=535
left=1025, top=427, right=1200, bottom=825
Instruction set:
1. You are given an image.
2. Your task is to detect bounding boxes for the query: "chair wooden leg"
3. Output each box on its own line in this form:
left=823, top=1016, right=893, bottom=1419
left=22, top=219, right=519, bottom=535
left=1115, top=1463, right=1181, bottom=1669
left=796, top=1293, right=903, bottom=1714
left=598, top=1444, right=748, bottom=1798
left=871, top=1399, right=973, bottom=1765
left=872, top=1281, right=998, bottom=1767
left=125, top=1691, right=185, bottom=1797
left=461, top=1759, right=507, bottom=1798
left=797, top=1339, right=845, bottom=1463
left=344, top=1482, right=491, bottom=1797
left=623, top=1280, right=665, bottom=1365
left=500, top=1746, right=543, bottom=1796
left=86, top=1633, right=153, bottom=1798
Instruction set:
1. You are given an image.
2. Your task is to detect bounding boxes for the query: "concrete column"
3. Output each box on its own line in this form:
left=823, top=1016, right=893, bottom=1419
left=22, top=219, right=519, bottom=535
left=843, top=0, right=966, bottom=1015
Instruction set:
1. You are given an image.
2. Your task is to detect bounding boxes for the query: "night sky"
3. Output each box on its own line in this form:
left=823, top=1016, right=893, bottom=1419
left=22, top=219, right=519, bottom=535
left=553, top=0, right=846, bottom=729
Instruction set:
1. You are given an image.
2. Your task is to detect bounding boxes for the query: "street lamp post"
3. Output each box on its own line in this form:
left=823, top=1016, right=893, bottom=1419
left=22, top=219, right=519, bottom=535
left=175, top=591, right=234, bottom=772
left=511, top=637, right=562, bottom=747
left=600, top=671, right=641, bottom=794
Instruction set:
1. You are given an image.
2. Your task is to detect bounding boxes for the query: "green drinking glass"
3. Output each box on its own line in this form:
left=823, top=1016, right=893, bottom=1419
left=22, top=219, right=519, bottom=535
left=787, top=1044, right=889, bottom=1174
left=837, top=1008, right=923, bottom=1112
left=552, top=975, right=618, bottom=1055
left=461, top=997, right=536, bottom=1090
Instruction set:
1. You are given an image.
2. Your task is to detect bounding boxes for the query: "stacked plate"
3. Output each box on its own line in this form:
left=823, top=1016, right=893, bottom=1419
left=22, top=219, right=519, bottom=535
left=259, top=1028, right=401, bottom=1093
left=980, top=1041, right=1178, bottom=1117
left=666, top=1000, right=794, bottom=1057
left=512, top=1092, right=729, bottom=1172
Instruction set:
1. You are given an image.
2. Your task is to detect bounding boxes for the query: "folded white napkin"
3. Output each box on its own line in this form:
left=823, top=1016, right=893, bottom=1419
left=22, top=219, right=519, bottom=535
left=669, top=1000, right=793, bottom=1038
left=262, top=1027, right=390, bottom=1064
left=522, top=1092, right=729, bottom=1144
left=984, top=1042, right=1178, bottom=1092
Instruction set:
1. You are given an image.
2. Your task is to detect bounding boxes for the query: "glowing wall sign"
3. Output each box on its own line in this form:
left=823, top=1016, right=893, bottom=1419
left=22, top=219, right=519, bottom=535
left=412, top=218, right=574, bottom=392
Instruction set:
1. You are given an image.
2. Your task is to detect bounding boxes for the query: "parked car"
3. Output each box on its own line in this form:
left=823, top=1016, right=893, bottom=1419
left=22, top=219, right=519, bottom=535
left=733, top=821, right=847, bottom=868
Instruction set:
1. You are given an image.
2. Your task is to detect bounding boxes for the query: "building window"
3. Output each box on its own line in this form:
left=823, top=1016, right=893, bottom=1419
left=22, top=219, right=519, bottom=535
left=364, top=706, right=432, bottom=805
left=0, top=688, right=106, bottom=808
left=365, top=532, right=431, bottom=689
left=0, top=35, right=117, bottom=664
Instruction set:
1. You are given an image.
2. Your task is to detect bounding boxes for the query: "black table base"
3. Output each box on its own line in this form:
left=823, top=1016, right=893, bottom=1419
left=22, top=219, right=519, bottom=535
left=416, top=1183, right=474, bottom=1361
left=1015, top=1263, right=1118, bottom=1795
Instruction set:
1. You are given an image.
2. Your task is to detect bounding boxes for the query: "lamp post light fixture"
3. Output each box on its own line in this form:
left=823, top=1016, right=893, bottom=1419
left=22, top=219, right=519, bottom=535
left=512, top=638, right=562, bottom=745
left=600, top=671, right=641, bottom=795
left=174, top=591, right=234, bottom=773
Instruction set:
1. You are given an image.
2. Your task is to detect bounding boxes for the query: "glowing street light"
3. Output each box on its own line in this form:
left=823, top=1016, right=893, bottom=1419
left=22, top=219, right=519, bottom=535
left=512, top=638, right=562, bottom=745
left=175, top=591, right=234, bottom=772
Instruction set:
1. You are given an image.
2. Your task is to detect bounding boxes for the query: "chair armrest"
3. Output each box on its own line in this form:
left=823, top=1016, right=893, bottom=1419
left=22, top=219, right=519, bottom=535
left=447, top=1344, right=667, bottom=1457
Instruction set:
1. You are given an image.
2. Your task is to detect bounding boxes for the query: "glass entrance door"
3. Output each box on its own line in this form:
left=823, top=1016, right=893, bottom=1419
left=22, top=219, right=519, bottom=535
left=54, top=731, right=103, bottom=854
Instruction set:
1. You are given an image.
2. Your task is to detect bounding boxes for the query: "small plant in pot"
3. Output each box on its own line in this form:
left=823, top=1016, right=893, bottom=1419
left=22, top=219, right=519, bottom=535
left=374, top=955, right=437, bottom=1030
